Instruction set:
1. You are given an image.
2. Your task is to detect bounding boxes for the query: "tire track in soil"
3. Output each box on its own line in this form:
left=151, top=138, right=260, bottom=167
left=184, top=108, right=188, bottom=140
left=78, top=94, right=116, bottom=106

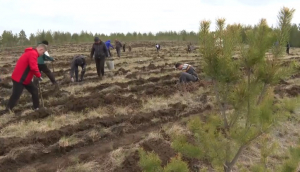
left=1, top=103, right=211, bottom=172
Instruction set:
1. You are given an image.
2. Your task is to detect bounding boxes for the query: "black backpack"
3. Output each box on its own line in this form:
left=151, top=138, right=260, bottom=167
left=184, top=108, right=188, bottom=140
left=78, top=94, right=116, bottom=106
left=94, top=44, right=105, bottom=59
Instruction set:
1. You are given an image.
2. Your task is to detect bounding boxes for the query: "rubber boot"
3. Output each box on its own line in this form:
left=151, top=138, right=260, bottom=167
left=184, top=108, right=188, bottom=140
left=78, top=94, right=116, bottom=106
left=80, top=71, right=85, bottom=82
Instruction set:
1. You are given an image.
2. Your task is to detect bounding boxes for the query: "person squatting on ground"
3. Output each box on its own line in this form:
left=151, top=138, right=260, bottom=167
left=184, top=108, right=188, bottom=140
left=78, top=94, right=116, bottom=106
left=70, top=55, right=86, bottom=82
left=156, top=43, right=160, bottom=52
left=34, top=40, right=58, bottom=89
left=115, top=39, right=122, bottom=57
left=91, top=37, right=108, bottom=79
left=0, top=44, right=47, bottom=114
left=105, top=40, right=114, bottom=57
left=175, top=63, right=198, bottom=83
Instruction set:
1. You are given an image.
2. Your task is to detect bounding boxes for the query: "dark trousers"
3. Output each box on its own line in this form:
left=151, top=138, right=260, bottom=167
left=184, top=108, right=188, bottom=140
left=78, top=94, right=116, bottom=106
left=7, top=80, right=39, bottom=110
left=108, top=49, right=112, bottom=57
left=123, top=46, right=126, bottom=52
left=95, top=58, right=105, bottom=77
left=74, top=65, right=86, bottom=81
left=179, top=72, right=198, bottom=83
left=286, top=48, right=290, bottom=55
left=116, top=48, right=121, bottom=57
left=38, top=64, right=56, bottom=84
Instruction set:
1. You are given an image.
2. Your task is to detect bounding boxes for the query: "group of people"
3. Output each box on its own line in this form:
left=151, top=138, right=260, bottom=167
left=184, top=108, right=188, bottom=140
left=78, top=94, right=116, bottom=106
left=0, top=37, right=198, bottom=115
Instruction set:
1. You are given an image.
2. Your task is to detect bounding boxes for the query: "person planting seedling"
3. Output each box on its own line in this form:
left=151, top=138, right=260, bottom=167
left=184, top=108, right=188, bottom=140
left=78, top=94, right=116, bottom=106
left=34, top=40, right=59, bottom=90
left=175, top=63, right=198, bottom=83
left=70, top=55, right=86, bottom=82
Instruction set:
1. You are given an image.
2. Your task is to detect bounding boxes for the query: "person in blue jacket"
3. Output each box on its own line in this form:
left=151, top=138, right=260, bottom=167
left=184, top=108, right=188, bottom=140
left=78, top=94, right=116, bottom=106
left=105, top=40, right=114, bottom=57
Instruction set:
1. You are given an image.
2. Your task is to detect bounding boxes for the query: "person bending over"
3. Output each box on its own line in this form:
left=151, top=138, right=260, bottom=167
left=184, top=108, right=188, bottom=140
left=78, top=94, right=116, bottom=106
left=70, top=55, right=86, bottom=82
left=1, top=44, right=46, bottom=115
left=175, top=63, right=198, bottom=83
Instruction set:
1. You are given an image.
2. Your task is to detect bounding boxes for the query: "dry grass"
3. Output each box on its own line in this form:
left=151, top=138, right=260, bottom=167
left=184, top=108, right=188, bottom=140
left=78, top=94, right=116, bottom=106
left=62, top=161, right=100, bottom=172
left=59, top=135, right=82, bottom=147
left=0, top=107, right=109, bottom=138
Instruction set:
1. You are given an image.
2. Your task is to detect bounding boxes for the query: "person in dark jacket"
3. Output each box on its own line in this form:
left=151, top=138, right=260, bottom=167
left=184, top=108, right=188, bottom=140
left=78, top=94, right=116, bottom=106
left=175, top=63, right=198, bottom=83
left=91, top=37, right=108, bottom=79
left=70, top=55, right=86, bottom=82
left=123, top=43, right=126, bottom=52
left=34, top=40, right=58, bottom=89
left=286, top=42, right=290, bottom=55
left=115, top=39, right=122, bottom=57
left=105, top=40, right=114, bottom=57
left=1, top=44, right=46, bottom=115
left=187, top=43, right=192, bottom=53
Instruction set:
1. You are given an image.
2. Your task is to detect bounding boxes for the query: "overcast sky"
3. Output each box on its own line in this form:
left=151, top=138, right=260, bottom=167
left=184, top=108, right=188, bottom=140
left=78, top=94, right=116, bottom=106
left=0, top=0, right=299, bottom=36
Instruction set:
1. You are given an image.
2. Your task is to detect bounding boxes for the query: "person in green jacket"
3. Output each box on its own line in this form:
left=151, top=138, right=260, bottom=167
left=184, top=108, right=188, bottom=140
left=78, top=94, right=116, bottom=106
left=35, top=40, right=58, bottom=89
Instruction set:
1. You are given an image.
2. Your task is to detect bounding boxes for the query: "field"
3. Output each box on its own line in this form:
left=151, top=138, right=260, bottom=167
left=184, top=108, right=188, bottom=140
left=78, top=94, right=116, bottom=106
left=0, top=41, right=300, bottom=172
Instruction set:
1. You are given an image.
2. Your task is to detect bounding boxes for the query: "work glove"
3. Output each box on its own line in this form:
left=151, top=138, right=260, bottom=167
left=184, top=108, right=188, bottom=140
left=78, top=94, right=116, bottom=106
left=38, top=77, right=43, bottom=82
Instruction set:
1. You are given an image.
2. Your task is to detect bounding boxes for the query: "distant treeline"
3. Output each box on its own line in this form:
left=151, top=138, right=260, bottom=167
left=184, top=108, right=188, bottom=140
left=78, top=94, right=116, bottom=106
left=0, top=23, right=300, bottom=47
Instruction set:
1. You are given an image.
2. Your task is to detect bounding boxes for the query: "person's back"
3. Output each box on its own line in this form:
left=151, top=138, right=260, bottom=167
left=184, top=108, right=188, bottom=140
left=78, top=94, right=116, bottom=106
left=105, top=40, right=113, bottom=49
left=116, top=40, right=122, bottom=48
left=12, top=47, right=41, bottom=85
left=92, top=41, right=107, bottom=59
left=115, top=40, right=122, bottom=57
left=182, top=64, right=198, bottom=78
left=70, top=55, right=86, bottom=82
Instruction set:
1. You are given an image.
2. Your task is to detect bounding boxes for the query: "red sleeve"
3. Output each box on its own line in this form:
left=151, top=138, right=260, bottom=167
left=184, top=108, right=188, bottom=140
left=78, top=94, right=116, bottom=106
left=29, top=52, right=41, bottom=78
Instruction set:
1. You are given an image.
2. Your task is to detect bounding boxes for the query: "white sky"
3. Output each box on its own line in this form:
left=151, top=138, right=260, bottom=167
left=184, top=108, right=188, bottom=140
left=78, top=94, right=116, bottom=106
left=0, top=0, right=299, bottom=36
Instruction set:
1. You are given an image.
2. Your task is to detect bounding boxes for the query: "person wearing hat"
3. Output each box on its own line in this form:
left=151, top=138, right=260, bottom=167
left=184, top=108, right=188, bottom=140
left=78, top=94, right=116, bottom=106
left=35, top=40, right=58, bottom=90
left=90, top=37, right=108, bottom=79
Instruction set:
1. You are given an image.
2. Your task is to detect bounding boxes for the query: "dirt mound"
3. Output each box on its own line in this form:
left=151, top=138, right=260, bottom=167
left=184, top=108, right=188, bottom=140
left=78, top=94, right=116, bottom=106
left=62, top=93, right=142, bottom=112
left=114, top=151, right=141, bottom=172
left=25, top=108, right=54, bottom=120
left=275, top=85, right=300, bottom=97
left=104, top=93, right=142, bottom=108
left=147, top=63, right=156, bottom=70
left=286, top=85, right=300, bottom=97
left=42, top=89, right=71, bottom=99
left=125, top=73, right=138, bottom=79
left=144, top=86, right=175, bottom=97
left=53, top=69, right=65, bottom=77
left=115, top=68, right=130, bottom=75
left=141, top=138, right=176, bottom=166
left=0, top=80, right=12, bottom=89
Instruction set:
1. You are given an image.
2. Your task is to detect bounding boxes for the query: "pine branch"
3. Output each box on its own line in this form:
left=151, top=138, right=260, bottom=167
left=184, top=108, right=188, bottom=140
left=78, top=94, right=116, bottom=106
left=213, top=80, right=229, bottom=129
left=257, top=83, right=269, bottom=105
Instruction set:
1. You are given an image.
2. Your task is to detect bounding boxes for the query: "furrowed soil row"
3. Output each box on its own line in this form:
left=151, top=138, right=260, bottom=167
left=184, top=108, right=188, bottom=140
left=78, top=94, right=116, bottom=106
left=0, top=102, right=211, bottom=172
left=0, top=78, right=206, bottom=133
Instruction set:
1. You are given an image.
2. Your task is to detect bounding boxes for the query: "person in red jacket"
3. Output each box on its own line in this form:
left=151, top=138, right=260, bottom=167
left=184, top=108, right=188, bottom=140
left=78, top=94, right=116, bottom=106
left=1, top=44, right=47, bottom=115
